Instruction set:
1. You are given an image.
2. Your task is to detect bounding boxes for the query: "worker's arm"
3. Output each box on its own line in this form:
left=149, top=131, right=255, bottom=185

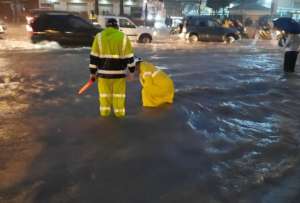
left=89, top=33, right=105, bottom=76
left=122, top=36, right=135, bottom=73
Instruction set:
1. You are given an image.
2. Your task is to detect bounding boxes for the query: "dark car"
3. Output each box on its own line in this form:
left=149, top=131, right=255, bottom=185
left=26, top=10, right=102, bottom=46
left=182, top=16, right=240, bottom=43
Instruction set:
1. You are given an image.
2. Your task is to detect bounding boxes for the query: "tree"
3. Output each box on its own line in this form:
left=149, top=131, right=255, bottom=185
left=206, top=0, right=232, bottom=15
left=95, top=0, right=99, bottom=15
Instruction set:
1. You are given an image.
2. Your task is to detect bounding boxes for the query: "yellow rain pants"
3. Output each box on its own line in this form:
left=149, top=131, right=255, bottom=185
left=139, top=61, right=174, bottom=107
left=98, top=78, right=126, bottom=117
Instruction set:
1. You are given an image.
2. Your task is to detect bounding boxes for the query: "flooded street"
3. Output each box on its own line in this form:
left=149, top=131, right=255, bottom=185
left=1, top=39, right=300, bottom=203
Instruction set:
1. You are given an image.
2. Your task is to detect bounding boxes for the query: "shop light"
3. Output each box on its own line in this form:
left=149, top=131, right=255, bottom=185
left=148, top=14, right=153, bottom=20
left=125, top=0, right=134, bottom=6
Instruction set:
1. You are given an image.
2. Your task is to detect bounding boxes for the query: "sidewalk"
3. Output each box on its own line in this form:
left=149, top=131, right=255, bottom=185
left=4, top=23, right=30, bottom=41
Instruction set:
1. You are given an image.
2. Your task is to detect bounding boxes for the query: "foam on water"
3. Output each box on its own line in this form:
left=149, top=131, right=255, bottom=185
left=1, top=39, right=300, bottom=202
left=0, top=39, right=62, bottom=50
left=0, top=39, right=93, bottom=52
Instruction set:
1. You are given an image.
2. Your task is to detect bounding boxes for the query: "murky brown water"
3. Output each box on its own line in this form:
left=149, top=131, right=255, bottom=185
left=0, top=41, right=300, bottom=203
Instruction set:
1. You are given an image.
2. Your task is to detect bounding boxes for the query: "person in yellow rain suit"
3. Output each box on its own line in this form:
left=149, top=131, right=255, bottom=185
left=133, top=58, right=174, bottom=107
left=222, top=19, right=234, bottom=28
left=89, top=10, right=97, bottom=24
left=89, top=18, right=135, bottom=117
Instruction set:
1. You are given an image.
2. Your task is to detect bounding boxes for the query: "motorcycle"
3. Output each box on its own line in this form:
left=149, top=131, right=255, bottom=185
left=258, top=26, right=272, bottom=40
left=277, top=31, right=287, bottom=47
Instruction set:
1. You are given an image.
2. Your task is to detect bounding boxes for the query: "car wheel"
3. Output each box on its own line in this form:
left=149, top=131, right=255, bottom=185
left=225, top=35, right=235, bottom=44
left=31, top=35, right=47, bottom=44
left=189, top=34, right=198, bottom=43
left=31, top=36, right=41, bottom=44
left=138, top=34, right=152, bottom=43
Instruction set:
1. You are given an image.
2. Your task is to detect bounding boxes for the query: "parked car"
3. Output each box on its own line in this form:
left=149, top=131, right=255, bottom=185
left=26, top=10, right=102, bottom=46
left=181, top=16, right=241, bottom=43
left=97, top=15, right=157, bottom=43
left=0, top=20, right=7, bottom=38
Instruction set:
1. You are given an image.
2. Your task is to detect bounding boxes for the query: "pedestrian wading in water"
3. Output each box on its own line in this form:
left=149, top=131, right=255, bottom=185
left=281, top=32, right=300, bottom=72
left=89, top=18, right=135, bottom=117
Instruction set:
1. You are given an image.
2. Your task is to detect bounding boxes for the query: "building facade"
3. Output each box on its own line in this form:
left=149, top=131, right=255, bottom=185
left=0, top=0, right=38, bottom=22
left=39, top=0, right=143, bottom=17
left=277, top=0, right=300, bottom=18
left=163, top=0, right=207, bottom=17
left=260, top=0, right=300, bottom=17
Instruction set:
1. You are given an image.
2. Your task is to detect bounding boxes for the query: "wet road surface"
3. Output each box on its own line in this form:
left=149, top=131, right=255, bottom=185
left=0, top=40, right=300, bottom=203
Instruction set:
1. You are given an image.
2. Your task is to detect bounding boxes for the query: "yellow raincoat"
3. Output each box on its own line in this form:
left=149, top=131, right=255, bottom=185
left=89, top=27, right=134, bottom=117
left=139, top=61, right=174, bottom=107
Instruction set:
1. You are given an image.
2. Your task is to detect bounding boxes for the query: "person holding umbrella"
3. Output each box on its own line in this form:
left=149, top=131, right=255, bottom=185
left=282, top=32, right=300, bottom=72
left=274, top=17, right=300, bottom=73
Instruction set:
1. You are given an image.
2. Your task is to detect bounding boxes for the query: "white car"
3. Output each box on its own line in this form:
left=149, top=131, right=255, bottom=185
left=97, top=16, right=157, bottom=43
left=0, top=20, right=7, bottom=37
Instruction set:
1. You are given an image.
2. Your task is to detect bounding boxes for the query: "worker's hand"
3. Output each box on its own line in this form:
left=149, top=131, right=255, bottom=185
left=90, top=74, right=96, bottom=81
left=127, top=73, right=134, bottom=81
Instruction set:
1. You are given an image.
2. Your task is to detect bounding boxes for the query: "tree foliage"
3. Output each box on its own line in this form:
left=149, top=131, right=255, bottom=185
left=206, top=0, right=232, bottom=11
left=235, top=0, right=258, bottom=4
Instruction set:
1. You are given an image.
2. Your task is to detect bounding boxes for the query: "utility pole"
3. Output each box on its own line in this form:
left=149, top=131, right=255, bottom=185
left=95, top=0, right=99, bottom=15
left=239, top=0, right=245, bottom=24
left=120, top=0, right=124, bottom=16
left=198, top=0, right=202, bottom=15
left=12, top=0, right=21, bottom=23
left=271, top=0, right=278, bottom=18
left=145, top=1, right=148, bottom=26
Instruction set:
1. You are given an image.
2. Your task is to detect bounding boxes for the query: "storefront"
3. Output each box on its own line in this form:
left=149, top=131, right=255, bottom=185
left=277, top=8, right=300, bottom=19
left=37, top=0, right=143, bottom=17
left=124, top=0, right=142, bottom=17
left=0, top=0, right=38, bottom=22
left=276, top=1, right=300, bottom=19
left=96, top=0, right=113, bottom=15
left=229, top=3, right=270, bottom=22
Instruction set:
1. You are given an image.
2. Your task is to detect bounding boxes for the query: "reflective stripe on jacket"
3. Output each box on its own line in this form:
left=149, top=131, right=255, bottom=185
left=89, top=27, right=134, bottom=78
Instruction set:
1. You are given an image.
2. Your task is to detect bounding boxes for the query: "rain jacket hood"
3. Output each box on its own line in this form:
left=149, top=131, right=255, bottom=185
left=102, top=27, right=120, bottom=39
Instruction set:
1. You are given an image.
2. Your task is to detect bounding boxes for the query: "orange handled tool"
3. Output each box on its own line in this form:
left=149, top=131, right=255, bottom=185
left=78, top=78, right=95, bottom=95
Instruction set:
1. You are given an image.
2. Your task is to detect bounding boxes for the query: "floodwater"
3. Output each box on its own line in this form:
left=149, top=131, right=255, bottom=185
left=0, top=39, right=300, bottom=203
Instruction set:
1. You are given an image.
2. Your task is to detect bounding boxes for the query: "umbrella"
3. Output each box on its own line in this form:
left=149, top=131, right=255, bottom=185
left=273, top=17, right=300, bottom=34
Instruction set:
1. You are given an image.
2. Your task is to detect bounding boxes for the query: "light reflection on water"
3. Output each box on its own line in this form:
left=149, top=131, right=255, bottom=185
left=169, top=47, right=300, bottom=200
left=0, top=41, right=300, bottom=202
